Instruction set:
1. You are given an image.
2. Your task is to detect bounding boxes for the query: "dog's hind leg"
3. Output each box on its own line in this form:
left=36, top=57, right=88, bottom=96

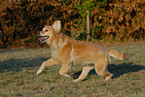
left=72, top=66, right=94, bottom=82
left=59, top=63, right=72, bottom=77
left=36, top=58, right=57, bottom=75
left=95, top=58, right=113, bottom=81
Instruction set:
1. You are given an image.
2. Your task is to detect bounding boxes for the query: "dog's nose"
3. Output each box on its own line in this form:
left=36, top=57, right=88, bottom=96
left=37, top=31, right=40, bottom=36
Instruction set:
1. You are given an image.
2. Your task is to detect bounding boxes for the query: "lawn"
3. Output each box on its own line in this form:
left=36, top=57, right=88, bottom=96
left=0, top=43, right=145, bottom=96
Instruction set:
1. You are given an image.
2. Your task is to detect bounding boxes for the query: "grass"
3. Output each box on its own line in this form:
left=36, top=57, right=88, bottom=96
left=0, top=43, right=145, bottom=97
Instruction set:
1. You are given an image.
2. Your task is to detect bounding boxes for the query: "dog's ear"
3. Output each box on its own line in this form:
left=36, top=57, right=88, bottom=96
left=53, top=20, right=61, bottom=33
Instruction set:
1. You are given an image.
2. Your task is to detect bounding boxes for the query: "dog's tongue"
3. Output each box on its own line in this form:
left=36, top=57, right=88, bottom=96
left=38, top=37, right=48, bottom=43
left=38, top=37, right=47, bottom=41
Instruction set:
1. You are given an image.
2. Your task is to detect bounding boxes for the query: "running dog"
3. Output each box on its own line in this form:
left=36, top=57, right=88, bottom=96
left=36, top=20, right=129, bottom=82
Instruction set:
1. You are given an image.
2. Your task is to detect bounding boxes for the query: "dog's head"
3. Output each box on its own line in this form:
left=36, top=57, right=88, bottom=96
left=37, top=20, right=61, bottom=43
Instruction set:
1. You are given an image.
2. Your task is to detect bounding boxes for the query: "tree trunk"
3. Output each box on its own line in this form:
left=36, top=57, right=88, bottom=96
left=86, top=10, right=90, bottom=41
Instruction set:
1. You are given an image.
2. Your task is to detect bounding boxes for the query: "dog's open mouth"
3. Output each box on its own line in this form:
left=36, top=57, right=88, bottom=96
left=38, top=36, right=49, bottom=43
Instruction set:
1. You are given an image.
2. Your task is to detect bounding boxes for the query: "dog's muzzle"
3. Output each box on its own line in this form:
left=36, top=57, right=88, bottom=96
left=37, top=31, right=49, bottom=43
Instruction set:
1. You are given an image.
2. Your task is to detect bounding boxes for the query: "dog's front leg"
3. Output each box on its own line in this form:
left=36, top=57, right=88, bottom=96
left=59, top=63, right=72, bottom=77
left=36, top=58, right=57, bottom=75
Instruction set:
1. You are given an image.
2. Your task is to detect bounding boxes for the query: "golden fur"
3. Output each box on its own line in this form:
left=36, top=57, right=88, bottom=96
left=36, top=21, right=129, bottom=82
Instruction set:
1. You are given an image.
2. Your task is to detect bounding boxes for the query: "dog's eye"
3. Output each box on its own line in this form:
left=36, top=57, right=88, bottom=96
left=45, top=30, right=48, bottom=32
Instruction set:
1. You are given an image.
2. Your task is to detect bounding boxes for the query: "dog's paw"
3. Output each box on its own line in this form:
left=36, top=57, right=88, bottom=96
left=71, top=80, right=77, bottom=82
left=63, top=74, right=71, bottom=78
left=104, top=74, right=114, bottom=81
left=36, top=70, right=42, bottom=75
left=71, top=79, right=80, bottom=82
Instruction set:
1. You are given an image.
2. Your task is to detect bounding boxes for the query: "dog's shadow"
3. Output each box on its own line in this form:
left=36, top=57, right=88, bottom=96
left=72, top=63, right=145, bottom=79
left=0, top=58, right=48, bottom=72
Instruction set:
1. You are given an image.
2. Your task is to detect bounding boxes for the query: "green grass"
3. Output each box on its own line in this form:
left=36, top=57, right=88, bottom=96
left=0, top=44, right=145, bottom=96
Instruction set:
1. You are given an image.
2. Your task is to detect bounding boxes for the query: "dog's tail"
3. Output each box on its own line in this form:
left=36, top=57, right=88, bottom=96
left=108, top=49, right=129, bottom=61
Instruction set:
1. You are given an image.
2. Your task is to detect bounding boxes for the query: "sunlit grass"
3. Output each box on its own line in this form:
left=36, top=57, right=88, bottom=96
left=0, top=44, right=145, bottom=96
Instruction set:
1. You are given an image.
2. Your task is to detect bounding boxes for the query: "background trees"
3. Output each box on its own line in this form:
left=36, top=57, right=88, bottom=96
left=0, top=0, right=145, bottom=48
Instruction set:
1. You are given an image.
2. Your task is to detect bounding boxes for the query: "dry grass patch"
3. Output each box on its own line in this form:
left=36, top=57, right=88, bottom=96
left=0, top=44, right=145, bottom=96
